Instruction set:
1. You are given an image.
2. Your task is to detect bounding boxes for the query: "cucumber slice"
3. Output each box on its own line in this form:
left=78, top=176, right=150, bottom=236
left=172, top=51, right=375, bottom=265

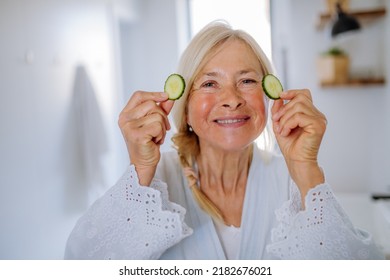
left=262, top=74, right=283, bottom=100
left=164, top=73, right=186, bottom=100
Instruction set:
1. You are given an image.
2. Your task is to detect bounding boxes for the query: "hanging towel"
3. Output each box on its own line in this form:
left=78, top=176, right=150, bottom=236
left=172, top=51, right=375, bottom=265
left=72, top=65, right=108, bottom=205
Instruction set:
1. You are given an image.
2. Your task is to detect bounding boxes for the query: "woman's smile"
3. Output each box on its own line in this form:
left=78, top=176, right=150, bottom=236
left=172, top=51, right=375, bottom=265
left=213, top=115, right=250, bottom=127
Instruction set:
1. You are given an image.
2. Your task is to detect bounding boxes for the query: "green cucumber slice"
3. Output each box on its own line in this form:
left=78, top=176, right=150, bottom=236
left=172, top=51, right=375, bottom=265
left=262, top=74, right=283, bottom=100
left=164, top=73, right=186, bottom=100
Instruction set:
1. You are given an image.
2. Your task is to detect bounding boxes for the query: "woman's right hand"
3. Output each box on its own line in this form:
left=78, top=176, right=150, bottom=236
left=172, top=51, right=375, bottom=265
left=118, top=91, right=174, bottom=186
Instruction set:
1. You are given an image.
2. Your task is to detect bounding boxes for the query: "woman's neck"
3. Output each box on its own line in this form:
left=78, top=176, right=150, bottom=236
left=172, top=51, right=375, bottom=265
left=196, top=143, right=253, bottom=226
left=197, top=144, right=253, bottom=192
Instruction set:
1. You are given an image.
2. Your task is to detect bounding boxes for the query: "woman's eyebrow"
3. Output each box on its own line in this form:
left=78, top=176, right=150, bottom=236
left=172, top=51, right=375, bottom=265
left=237, top=69, right=261, bottom=76
left=193, top=72, right=222, bottom=86
left=199, top=69, right=260, bottom=77
left=199, top=71, right=220, bottom=78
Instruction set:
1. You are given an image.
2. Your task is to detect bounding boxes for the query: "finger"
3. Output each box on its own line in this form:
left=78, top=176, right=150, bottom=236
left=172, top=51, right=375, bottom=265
left=124, top=113, right=167, bottom=144
left=131, top=100, right=168, bottom=120
left=279, top=112, right=326, bottom=137
left=278, top=112, right=302, bottom=137
left=276, top=101, right=314, bottom=128
left=280, top=89, right=312, bottom=102
left=160, top=100, right=175, bottom=115
left=276, top=102, right=322, bottom=137
left=125, top=121, right=166, bottom=147
left=142, top=115, right=167, bottom=145
left=159, top=100, right=175, bottom=130
left=271, top=98, right=284, bottom=116
left=123, top=91, right=169, bottom=113
left=119, top=100, right=171, bottom=130
left=272, top=91, right=313, bottom=122
left=148, top=103, right=171, bottom=131
left=271, top=99, right=284, bottom=134
left=145, top=121, right=166, bottom=145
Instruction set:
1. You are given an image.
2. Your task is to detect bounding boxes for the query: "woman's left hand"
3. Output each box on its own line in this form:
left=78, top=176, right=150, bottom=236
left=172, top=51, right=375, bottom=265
left=271, top=89, right=327, bottom=202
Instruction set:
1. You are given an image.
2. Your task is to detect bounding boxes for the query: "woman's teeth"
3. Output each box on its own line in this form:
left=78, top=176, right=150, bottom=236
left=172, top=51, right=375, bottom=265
left=216, top=119, right=245, bottom=124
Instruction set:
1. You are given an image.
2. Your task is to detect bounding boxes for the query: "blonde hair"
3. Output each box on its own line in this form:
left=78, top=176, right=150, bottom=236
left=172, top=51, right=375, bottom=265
left=171, top=21, right=275, bottom=222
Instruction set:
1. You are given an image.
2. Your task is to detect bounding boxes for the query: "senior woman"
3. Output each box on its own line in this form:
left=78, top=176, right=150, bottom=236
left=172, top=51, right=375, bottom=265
left=65, top=21, right=383, bottom=259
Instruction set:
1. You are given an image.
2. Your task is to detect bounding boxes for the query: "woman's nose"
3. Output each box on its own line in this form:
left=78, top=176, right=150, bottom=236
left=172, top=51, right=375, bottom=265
left=221, top=87, right=245, bottom=109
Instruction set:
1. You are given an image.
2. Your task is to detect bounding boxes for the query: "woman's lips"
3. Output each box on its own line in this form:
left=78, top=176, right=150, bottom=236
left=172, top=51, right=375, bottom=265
left=213, top=116, right=250, bottom=126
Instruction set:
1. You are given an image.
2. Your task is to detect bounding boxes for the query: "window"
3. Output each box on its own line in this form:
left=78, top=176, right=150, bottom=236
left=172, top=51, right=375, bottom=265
left=189, top=0, right=272, bottom=59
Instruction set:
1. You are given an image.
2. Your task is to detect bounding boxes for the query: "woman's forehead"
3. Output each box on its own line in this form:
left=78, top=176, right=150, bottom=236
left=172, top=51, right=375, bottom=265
left=196, top=41, right=263, bottom=79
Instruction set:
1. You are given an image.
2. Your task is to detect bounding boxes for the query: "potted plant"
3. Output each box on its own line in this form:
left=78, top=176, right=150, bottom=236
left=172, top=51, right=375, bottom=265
left=317, top=47, right=349, bottom=85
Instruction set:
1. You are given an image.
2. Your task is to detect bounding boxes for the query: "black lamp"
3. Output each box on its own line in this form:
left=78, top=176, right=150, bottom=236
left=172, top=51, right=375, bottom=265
left=331, top=3, right=361, bottom=37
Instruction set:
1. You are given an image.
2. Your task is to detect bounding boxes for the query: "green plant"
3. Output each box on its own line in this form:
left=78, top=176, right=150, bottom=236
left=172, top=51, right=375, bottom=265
left=322, top=47, right=347, bottom=56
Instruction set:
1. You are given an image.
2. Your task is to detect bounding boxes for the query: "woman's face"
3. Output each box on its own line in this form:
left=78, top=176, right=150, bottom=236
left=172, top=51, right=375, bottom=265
left=187, top=39, right=267, bottom=152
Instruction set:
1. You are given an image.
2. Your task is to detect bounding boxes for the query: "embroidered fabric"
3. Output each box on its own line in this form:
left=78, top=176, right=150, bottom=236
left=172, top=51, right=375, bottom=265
left=65, top=165, right=192, bottom=259
left=266, top=183, right=372, bottom=259
left=66, top=165, right=381, bottom=260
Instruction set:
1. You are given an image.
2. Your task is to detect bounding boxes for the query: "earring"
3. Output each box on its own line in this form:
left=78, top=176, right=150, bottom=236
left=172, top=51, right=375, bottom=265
left=188, top=125, right=193, bottom=132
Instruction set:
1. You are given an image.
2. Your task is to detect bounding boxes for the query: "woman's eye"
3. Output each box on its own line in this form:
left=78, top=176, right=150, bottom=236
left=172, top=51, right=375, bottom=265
left=242, top=79, right=257, bottom=84
left=202, top=82, right=216, bottom=88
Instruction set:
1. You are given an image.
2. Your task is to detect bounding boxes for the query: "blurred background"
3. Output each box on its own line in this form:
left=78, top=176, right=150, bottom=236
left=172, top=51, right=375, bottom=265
left=0, top=0, right=389, bottom=259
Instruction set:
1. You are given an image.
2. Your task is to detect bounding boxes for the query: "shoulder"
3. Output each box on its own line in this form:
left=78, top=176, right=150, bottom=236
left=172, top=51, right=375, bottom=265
left=155, top=150, right=186, bottom=191
left=155, top=150, right=189, bottom=207
left=252, top=146, right=291, bottom=198
left=156, top=150, right=181, bottom=179
left=253, top=146, right=289, bottom=176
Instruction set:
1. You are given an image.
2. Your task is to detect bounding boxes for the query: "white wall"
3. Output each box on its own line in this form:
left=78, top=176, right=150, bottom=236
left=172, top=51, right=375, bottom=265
left=0, top=0, right=127, bottom=259
left=120, top=0, right=181, bottom=93
left=271, top=0, right=390, bottom=194
left=119, top=0, right=189, bottom=151
left=0, top=0, right=186, bottom=260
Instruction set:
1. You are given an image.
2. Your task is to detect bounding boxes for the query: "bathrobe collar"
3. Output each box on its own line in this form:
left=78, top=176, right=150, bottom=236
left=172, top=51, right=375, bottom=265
left=160, top=145, right=287, bottom=259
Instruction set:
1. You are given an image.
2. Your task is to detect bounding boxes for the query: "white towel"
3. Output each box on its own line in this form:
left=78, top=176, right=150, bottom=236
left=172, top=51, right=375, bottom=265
left=72, top=65, right=108, bottom=205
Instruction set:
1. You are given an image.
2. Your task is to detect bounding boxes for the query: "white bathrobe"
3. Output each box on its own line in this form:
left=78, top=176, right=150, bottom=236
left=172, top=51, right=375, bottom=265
left=64, top=146, right=384, bottom=260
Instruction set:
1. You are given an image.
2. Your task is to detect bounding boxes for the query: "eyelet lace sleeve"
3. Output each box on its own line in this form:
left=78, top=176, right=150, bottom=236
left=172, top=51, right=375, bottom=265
left=64, top=165, right=192, bottom=260
left=266, top=182, right=384, bottom=259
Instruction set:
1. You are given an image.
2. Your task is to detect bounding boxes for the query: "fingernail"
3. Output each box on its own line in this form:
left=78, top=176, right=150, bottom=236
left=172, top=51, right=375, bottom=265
left=160, top=92, right=168, bottom=98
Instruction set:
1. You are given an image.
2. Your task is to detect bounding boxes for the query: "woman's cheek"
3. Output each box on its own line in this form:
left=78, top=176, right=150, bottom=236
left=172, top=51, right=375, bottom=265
left=248, top=94, right=267, bottom=127
left=188, top=95, right=215, bottom=125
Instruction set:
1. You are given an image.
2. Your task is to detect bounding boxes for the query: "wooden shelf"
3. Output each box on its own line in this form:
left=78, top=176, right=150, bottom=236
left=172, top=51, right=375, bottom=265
left=316, top=7, right=386, bottom=30
left=316, top=7, right=387, bottom=88
left=320, top=77, right=386, bottom=87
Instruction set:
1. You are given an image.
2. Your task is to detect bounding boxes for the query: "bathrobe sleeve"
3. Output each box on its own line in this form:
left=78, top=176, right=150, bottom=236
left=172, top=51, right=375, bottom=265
left=266, top=182, right=385, bottom=259
left=64, top=165, right=192, bottom=260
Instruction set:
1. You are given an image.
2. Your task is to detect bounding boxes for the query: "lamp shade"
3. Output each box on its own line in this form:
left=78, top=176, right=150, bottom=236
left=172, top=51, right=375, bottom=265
left=331, top=3, right=361, bottom=37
